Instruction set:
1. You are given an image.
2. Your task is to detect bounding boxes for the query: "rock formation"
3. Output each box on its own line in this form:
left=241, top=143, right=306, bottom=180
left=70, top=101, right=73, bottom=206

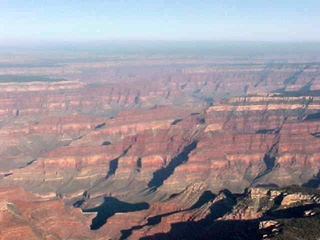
left=0, top=53, right=320, bottom=239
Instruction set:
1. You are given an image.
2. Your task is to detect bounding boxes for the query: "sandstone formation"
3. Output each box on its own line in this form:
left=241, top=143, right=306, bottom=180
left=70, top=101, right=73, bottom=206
left=0, top=187, right=109, bottom=240
left=0, top=53, right=320, bottom=239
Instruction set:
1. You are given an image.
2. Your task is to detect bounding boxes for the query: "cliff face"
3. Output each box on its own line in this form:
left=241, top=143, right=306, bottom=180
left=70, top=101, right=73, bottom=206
left=0, top=187, right=110, bottom=240
left=86, top=185, right=320, bottom=240
left=1, top=184, right=318, bottom=240
left=1, top=92, right=320, bottom=203
left=0, top=58, right=320, bottom=239
left=0, top=80, right=145, bottom=119
left=163, top=93, right=320, bottom=193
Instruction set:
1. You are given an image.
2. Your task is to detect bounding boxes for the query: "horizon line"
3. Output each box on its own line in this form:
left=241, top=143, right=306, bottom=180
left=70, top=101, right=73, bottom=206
left=1, top=39, right=320, bottom=46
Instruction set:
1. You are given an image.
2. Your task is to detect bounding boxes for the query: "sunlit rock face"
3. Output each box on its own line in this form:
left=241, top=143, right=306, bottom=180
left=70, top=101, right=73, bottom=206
left=2, top=91, right=320, bottom=202
left=0, top=186, right=111, bottom=240
left=0, top=57, right=320, bottom=239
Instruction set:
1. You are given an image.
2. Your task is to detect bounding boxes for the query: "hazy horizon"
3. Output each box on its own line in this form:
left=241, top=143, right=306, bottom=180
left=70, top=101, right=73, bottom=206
left=1, top=0, right=319, bottom=44
left=1, top=41, right=320, bottom=58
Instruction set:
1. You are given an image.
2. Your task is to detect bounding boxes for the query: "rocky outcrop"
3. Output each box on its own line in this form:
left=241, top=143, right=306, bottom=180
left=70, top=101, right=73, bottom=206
left=104, top=186, right=320, bottom=240
left=1, top=92, right=320, bottom=202
left=96, top=182, right=230, bottom=239
left=0, top=187, right=108, bottom=240
left=1, top=55, right=320, bottom=239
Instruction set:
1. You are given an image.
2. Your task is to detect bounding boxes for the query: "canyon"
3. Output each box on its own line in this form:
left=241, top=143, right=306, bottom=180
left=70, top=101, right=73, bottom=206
left=0, top=50, right=320, bottom=239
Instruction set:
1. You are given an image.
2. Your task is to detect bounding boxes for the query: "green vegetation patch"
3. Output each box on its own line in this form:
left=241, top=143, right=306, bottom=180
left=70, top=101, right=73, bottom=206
left=0, top=75, right=65, bottom=83
left=274, top=210, right=320, bottom=240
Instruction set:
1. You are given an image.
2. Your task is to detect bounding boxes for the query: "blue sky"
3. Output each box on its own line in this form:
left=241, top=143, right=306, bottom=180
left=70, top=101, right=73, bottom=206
left=0, top=0, right=319, bottom=44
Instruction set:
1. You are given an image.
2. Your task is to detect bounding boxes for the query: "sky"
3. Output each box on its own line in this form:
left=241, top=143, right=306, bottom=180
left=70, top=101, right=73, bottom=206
left=0, top=0, right=319, bottom=44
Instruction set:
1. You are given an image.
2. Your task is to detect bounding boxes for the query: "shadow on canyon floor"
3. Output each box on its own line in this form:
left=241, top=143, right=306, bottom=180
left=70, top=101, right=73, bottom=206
left=120, top=189, right=234, bottom=239
left=139, top=204, right=320, bottom=240
left=140, top=219, right=261, bottom=240
left=83, top=197, right=149, bottom=230
left=147, top=141, right=198, bottom=192
left=302, top=170, right=320, bottom=189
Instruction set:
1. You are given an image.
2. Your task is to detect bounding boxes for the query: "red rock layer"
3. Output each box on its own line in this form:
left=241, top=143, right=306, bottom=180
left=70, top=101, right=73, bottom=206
left=1, top=93, right=319, bottom=204
left=0, top=187, right=108, bottom=240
